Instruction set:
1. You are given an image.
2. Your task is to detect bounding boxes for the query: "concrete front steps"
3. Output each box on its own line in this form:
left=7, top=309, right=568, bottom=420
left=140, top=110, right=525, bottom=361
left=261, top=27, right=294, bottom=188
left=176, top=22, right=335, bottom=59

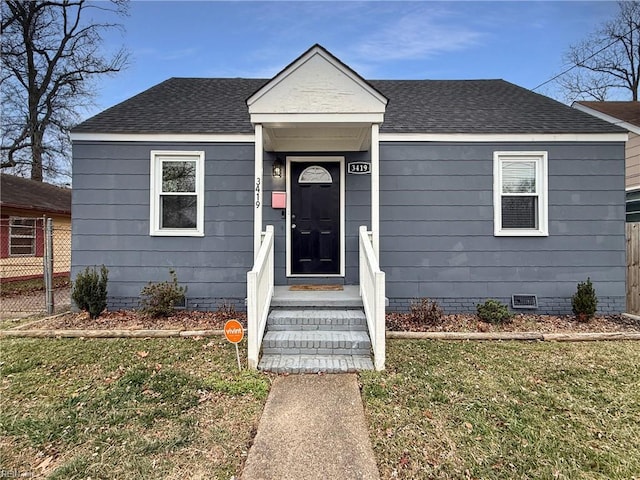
left=258, top=308, right=374, bottom=374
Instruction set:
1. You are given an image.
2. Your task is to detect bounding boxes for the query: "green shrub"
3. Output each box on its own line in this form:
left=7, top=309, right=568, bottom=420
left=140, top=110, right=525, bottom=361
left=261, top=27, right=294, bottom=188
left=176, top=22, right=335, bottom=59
left=477, top=299, right=512, bottom=324
left=72, top=265, right=108, bottom=319
left=572, top=277, right=598, bottom=321
left=409, top=298, right=443, bottom=325
left=139, top=269, right=186, bottom=318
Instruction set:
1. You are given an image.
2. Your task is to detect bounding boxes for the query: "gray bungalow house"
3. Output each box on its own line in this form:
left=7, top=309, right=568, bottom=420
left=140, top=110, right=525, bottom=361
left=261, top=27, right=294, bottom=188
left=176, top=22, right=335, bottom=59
left=71, top=45, right=627, bottom=371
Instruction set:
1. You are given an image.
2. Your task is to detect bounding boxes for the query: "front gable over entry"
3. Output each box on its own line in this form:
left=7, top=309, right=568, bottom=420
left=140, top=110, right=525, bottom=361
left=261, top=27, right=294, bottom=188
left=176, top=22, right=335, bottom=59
left=247, top=44, right=388, bottom=152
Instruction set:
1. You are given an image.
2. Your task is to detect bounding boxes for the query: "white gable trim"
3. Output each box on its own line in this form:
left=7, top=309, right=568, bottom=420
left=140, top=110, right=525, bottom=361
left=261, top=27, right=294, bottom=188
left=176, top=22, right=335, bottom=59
left=247, top=45, right=387, bottom=108
left=70, top=133, right=255, bottom=143
left=379, top=133, right=628, bottom=142
left=247, top=46, right=387, bottom=128
left=252, top=113, right=385, bottom=124
left=71, top=132, right=627, bottom=143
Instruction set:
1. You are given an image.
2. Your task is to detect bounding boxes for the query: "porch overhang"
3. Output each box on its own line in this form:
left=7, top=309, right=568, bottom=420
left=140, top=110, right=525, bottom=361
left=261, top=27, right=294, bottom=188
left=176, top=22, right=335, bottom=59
left=246, top=44, right=387, bottom=153
left=259, top=121, right=379, bottom=152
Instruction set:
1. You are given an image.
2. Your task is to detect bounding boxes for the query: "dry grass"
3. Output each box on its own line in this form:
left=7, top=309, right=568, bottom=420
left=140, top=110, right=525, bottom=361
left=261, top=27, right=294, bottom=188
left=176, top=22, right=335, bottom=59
left=0, top=337, right=272, bottom=479
left=360, top=340, right=640, bottom=479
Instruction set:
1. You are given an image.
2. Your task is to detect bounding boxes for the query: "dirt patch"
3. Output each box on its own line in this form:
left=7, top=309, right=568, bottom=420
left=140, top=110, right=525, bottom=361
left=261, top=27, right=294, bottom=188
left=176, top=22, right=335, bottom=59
left=387, top=312, right=640, bottom=333
left=0, top=287, right=71, bottom=320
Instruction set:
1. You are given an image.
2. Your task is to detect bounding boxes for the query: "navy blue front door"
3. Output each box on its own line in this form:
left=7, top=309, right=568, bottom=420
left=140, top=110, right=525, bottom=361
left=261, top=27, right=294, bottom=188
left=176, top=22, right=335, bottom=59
left=290, top=162, right=340, bottom=274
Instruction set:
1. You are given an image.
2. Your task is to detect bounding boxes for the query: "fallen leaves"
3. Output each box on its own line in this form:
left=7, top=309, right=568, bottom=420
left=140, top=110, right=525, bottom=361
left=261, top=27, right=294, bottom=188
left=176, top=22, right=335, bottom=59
left=38, top=309, right=247, bottom=331
left=22, top=308, right=640, bottom=336
left=386, top=312, right=639, bottom=334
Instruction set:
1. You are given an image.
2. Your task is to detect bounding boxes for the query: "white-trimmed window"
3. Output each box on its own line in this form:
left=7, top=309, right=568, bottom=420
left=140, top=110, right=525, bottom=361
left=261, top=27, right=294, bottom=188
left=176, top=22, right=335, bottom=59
left=9, top=217, right=36, bottom=256
left=150, top=151, right=204, bottom=236
left=494, top=151, right=548, bottom=236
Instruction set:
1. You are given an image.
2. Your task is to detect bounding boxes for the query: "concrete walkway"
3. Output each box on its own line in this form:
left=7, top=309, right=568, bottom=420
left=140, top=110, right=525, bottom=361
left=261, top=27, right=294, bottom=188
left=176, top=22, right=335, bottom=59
left=241, top=374, right=380, bottom=480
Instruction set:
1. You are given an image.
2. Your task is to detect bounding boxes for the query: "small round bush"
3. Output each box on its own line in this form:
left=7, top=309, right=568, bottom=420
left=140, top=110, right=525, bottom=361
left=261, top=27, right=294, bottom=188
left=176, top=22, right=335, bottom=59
left=139, top=269, right=186, bottom=318
left=477, top=299, right=512, bottom=324
left=72, top=265, right=108, bottom=319
left=409, top=298, right=443, bottom=325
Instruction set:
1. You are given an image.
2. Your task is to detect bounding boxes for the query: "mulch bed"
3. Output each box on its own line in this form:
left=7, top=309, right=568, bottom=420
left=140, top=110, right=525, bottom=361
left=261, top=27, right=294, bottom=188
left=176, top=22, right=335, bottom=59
left=15, top=309, right=640, bottom=334
left=387, top=312, right=640, bottom=333
left=29, top=310, right=246, bottom=331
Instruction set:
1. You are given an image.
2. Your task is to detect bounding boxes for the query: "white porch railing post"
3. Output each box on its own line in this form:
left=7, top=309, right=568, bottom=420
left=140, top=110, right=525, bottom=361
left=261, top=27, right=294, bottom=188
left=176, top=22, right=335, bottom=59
left=359, top=225, right=385, bottom=371
left=374, top=270, right=386, bottom=370
left=247, top=270, right=258, bottom=369
left=371, top=124, right=380, bottom=260
left=247, top=225, right=274, bottom=370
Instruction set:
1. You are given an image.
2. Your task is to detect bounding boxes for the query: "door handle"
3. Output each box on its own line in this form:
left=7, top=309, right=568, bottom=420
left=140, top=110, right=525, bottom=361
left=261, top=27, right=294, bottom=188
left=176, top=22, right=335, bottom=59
left=291, top=223, right=296, bottom=229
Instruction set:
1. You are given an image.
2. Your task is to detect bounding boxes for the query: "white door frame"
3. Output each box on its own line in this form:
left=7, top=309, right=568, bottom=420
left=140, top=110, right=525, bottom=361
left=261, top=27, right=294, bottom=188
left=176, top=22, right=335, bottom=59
left=286, top=156, right=345, bottom=277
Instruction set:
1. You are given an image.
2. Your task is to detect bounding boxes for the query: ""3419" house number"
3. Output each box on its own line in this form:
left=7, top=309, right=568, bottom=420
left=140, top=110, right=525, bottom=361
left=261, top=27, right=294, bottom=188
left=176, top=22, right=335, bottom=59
left=347, top=162, right=371, bottom=174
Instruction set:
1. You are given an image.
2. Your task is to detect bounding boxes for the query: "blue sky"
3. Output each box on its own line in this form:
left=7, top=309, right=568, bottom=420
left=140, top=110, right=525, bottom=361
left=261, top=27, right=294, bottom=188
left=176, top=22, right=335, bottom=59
left=86, top=1, right=618, bottom=120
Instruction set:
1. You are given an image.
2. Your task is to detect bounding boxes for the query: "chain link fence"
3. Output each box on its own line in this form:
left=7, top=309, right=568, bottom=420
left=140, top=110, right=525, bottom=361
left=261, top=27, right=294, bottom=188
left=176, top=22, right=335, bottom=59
left=0, top=217, right=72, bottom=319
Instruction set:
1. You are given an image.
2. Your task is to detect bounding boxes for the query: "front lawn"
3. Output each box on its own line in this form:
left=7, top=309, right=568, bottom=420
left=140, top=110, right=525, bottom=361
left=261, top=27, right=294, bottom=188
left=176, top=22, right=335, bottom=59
left=0, top=337, right=270, bottom=479
left=360, top=340, right=640, bottom=479
left=3, top=336, right=639, bottom=479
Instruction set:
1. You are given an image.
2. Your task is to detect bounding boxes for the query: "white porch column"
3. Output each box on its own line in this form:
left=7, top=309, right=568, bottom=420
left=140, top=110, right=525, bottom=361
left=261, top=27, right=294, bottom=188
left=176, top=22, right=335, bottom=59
left=371, top=123, right=380, bottom=259
left=254, top=124, right=263, bottom=260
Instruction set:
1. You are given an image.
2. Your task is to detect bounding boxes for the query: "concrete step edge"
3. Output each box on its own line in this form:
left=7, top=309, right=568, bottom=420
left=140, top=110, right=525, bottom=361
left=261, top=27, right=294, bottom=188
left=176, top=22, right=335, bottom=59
left=258, top=354, right=374, bottom=373
left=267, top=324, right=368, bottom=332
left=263, top=330, right=371, bottom=342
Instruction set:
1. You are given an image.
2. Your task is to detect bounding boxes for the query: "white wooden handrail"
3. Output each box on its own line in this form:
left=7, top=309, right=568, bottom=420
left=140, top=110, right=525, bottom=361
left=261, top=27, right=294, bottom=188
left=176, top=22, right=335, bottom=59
left=247, top=225, right=275, bottom=369
left=359, top=225, right=386, bottom=370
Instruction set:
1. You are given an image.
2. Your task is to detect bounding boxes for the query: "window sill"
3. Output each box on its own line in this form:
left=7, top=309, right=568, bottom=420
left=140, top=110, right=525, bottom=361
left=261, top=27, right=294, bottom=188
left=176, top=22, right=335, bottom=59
left=150, top=229, right=204, bottom=237
left=494, top=229, right=548, bottom=237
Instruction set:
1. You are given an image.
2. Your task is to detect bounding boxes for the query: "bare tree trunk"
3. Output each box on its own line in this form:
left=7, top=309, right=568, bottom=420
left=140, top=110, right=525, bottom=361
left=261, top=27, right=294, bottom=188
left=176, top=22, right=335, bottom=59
left=30, top=131, right=43, bottom=181
left=25, top=2, right=42, bottom=181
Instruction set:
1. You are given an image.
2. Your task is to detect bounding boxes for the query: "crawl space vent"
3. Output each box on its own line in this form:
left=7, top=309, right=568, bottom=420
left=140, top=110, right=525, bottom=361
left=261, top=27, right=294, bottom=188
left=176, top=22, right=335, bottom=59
left=511, top=294, right=538, bottom=310
left=174, top=296, right=187, bottom=310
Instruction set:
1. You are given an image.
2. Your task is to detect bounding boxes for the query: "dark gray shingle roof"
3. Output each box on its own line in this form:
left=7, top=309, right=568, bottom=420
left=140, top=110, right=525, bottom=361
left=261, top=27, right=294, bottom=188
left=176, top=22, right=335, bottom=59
left=72, top=77, right=624, bottom=135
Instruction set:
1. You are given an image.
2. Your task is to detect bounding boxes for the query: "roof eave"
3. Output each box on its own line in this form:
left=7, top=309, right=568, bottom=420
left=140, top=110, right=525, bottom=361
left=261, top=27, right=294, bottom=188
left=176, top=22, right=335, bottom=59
left=572, top=102, right=640, bottom=135
left=0, top=202, right=71, bottom=216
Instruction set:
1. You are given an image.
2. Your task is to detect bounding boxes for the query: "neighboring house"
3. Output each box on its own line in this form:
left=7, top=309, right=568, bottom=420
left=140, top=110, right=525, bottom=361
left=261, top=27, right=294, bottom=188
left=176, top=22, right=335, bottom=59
left=573, top=101, right=640, bottom=222
left=0, top=174, right=71, bottom=282
left=71, top=44, right=628, bottom=319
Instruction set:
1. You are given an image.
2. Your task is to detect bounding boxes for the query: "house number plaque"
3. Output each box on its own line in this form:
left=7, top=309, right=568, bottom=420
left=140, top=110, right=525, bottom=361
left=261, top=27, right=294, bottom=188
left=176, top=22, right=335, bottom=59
left=255, top=177, right=261, bottom=208
left=348, top=162, right=371, bottom=174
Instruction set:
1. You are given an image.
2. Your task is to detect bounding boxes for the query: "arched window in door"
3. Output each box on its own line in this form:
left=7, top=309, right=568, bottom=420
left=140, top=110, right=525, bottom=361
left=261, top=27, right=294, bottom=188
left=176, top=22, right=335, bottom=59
left=298, top=165, right=333, bottom=184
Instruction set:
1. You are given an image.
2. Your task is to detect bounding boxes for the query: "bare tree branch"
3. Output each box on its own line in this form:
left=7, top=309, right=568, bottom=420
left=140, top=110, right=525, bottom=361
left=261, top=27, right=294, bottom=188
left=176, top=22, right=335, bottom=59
left=1, top=0, right=129, bottom=182
left=556, top=1, right=640, bottom=102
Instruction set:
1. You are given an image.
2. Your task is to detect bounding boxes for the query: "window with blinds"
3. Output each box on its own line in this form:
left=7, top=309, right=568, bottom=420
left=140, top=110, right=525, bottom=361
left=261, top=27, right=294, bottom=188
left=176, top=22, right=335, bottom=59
left=150, top=151, right=205, bottom=236
left=494, top=152, right=548, bottom=236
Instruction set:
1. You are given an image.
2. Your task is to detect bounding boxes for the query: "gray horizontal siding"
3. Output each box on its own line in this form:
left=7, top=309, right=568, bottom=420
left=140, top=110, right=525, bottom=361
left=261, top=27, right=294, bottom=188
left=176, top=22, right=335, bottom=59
left=72, top=141, right=255, bottom=304
left=382, top=220, right=623, bottom=236
left=379, top=141, right=626, bottom=314
left=72, top=140, right=626, bottom=314
left=382, top=250, right=624, bottom=267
